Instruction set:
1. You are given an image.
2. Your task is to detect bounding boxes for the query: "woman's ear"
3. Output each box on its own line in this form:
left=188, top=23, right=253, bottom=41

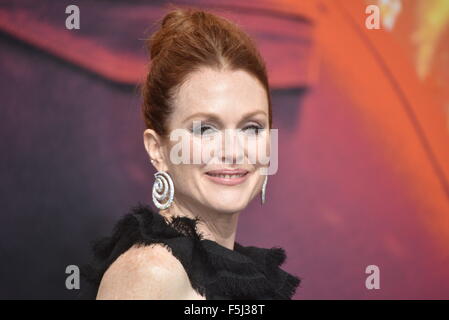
left=143, top=129, right=167, bottom=171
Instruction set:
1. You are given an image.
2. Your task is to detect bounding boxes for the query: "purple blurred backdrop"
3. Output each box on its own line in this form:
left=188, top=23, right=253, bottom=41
left=1, top=0, right=448, bottom=299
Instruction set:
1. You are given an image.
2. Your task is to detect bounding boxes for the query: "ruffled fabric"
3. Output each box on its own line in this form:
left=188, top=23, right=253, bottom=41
left=79, top=203, right=301, bottom=300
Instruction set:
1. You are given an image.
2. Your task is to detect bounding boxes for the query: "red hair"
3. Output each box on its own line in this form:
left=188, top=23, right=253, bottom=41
left=141, top=6, right=272, bottom=137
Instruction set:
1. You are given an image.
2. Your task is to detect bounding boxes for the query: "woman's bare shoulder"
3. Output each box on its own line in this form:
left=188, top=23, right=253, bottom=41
left=96, top=243, right=204, bottom=300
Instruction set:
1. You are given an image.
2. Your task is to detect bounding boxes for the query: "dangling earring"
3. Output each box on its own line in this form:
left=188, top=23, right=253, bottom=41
left=152, top=170, right=174, bottom=210
left=261, top=175, right=268, bottom=205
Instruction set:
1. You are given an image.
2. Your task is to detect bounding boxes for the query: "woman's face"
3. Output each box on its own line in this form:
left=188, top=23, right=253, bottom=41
left=146, top=67, right=271, bottom=214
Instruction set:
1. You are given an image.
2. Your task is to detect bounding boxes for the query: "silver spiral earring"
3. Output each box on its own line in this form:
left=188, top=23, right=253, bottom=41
left=152, top=170, right=174, bottom=210
left=261, top=175, right=268, bottom=205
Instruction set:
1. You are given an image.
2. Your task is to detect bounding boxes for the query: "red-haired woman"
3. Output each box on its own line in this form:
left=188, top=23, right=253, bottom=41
left=81, top=6, right=300, bottom=300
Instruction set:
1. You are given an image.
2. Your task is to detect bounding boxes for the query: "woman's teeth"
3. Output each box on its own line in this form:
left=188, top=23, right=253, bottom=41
left=207, top=173, right=247, bottom=178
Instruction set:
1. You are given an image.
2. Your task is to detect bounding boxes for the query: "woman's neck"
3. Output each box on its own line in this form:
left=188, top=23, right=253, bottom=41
left=159, top=200, right=240, bottom=251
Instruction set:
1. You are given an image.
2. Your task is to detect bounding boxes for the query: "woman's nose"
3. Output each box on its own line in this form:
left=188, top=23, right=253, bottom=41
left=219, top=129, right=245, bottom=164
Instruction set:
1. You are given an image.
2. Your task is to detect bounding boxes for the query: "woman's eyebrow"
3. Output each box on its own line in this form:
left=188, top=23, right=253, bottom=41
left=239, top=110, right=267, bottom=121
left=182, top=110, right=267, bottom=125
left=182, top=112, right=222, bottom=125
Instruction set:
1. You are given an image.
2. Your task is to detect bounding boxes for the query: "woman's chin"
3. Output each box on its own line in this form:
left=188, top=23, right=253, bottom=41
left=207, top=196, right=249, bottom=213
left=199, top=174, right=255, bottom=212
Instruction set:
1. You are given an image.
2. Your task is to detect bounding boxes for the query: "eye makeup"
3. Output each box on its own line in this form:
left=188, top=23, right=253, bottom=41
left=189, top=121, right=219, bottom=136
left=188, top=120, right=266, bottom=137
left=240, top=122, right=265, bottom=135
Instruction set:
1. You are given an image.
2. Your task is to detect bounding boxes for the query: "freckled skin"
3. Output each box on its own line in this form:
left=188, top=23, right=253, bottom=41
left=96, top=244, right=206, bottom=299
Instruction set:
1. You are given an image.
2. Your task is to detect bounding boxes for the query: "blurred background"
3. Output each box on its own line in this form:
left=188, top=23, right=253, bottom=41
left=0, top=0, right=448, bottom=299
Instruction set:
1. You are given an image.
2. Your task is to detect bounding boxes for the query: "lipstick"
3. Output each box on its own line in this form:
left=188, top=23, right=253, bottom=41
left=204, top=169, right=250, bottom=186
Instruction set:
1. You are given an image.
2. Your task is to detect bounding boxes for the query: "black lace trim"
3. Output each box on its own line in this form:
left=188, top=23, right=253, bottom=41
left=78, top=202, right=301, bottom=300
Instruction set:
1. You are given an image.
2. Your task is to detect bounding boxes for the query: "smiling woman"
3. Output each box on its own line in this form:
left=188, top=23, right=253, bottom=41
left=80, top=5, right=300, bottom=300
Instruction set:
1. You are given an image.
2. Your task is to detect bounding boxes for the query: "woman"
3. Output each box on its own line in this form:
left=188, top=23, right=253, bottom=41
left=80, top=7, right=301, bottom=300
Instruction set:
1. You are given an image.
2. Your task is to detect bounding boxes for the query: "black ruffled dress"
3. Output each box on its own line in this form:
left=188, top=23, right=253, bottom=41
left=79, top=203, right=301, bottom=300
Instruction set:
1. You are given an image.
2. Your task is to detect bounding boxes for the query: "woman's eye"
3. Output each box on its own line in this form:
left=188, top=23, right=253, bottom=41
left=191, top=124, right=216, bottom=136
left=242, top=124, right=264, bottom=135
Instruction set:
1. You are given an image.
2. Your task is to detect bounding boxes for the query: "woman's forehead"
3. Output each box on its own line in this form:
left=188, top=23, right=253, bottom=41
left=173, top=68, right=269, bottom=121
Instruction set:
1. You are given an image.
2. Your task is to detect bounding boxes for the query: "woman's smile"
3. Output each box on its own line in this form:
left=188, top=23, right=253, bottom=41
left=204, top=168, right=250, bottom=186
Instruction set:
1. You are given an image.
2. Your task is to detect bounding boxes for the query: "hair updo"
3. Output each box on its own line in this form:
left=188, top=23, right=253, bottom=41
left=141, top=6, right=273, bottom=138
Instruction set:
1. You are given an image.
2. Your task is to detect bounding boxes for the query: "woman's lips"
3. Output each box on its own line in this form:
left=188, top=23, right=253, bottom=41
left=204, top=169, right=250, bottom=186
